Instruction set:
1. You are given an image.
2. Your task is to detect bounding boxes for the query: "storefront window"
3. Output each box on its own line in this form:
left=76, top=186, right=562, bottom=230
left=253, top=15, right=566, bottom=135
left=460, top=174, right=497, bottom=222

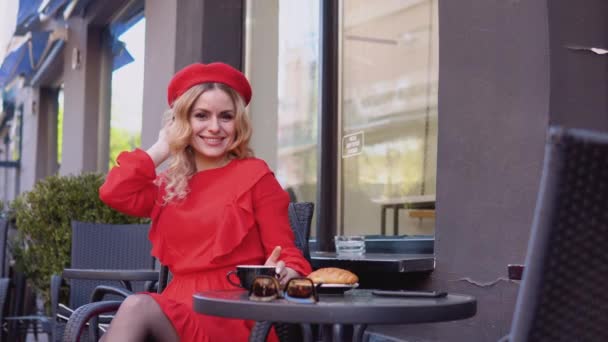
left=110, top=18, right=145, bottom=167
left=57, top=88, right=63, bottom=165
left=246, top=0, right=436, bottom=246
left=0, top=102, right=21, bottom=200
left=340, top=0, right=438, bottom=237
left=275, top=1, right=320, bottom=235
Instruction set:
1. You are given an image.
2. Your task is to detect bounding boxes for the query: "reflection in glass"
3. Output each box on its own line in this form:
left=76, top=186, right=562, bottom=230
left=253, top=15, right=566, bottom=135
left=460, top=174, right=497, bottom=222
left=58, top=88, right=63, bottom=164
left=341, top=0, right=438, bottom=237
left=110, top=18, right=145, bottom=168
left=276, top=1, right=320, bottom=236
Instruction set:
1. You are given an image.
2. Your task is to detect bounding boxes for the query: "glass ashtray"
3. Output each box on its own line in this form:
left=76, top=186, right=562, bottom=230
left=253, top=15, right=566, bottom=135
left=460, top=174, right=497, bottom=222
left=334, top=235, right=366, bottom=256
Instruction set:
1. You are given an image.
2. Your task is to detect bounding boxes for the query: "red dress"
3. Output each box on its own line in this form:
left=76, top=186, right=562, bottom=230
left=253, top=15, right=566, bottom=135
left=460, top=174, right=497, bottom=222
left=99, top=149, right=312, bottom=341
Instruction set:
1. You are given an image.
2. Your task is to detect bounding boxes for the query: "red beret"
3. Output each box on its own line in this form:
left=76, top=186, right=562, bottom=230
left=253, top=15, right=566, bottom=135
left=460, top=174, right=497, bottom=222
left=167, top=62, right=252, bottom=107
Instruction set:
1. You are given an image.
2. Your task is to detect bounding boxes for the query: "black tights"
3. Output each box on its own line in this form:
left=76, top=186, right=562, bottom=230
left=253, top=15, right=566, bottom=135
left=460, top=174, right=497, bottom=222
left=99, top=294, right=179, bottom=342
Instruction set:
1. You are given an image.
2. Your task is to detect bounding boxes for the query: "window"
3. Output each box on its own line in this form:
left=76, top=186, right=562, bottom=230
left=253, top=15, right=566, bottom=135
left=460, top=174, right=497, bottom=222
left=246, top=0, right=438, bottom=252
left=0, top=101, right=22, bottom=200
left=276, top=1, right=321, bottom=236
left=245, top=0, right=321, bottom=236
left=57, top=88, right=63, bottom=165
left=340, top=0, right=438, bottom=240
left=110, top=17, right=145, bottom=168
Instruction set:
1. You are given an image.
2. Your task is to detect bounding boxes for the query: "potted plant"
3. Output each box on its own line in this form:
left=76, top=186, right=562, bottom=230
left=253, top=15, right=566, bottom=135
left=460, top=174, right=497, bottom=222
left=10, top=172, right=148, bottom=305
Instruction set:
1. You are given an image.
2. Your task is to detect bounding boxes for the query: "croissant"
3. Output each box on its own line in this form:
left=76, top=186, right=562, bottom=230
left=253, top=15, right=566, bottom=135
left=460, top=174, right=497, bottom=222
left=307, top=267, right=358, bottom=284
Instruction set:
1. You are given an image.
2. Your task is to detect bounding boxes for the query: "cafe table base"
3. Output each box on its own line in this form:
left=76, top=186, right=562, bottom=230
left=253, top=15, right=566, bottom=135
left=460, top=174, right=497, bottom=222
left=193, top=289, right=477, bottom=342
left=251, top=322, right=367, bottom=342
left=324, top=324, right=367, bottom=342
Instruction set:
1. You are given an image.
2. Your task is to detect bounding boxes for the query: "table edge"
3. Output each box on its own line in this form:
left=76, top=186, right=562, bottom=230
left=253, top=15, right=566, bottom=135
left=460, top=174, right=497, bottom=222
left=193, top=291, right=477, bottom=325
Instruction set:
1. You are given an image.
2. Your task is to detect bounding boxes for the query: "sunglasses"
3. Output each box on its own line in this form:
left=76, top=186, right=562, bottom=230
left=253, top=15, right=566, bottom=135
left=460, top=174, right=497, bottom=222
left=249, top=275, right=320, bottom=304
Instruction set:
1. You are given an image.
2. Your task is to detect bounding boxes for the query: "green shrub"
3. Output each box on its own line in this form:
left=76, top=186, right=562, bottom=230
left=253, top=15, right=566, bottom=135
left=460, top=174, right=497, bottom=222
left=11, top=173, right=148, bottom=304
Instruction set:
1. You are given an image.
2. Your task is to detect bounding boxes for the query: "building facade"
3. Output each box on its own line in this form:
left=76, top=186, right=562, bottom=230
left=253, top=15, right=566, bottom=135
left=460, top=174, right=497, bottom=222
left=0, top=0, right=607, bottom=340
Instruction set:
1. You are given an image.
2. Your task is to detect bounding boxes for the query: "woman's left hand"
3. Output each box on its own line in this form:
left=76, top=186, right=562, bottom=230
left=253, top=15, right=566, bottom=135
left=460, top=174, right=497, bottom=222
left=265, top=246, right=301, bottom=286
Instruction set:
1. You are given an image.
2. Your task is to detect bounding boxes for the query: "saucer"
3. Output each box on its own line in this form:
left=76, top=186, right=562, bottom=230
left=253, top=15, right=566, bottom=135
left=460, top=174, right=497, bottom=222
left=318, top=283, right=359, bottom=295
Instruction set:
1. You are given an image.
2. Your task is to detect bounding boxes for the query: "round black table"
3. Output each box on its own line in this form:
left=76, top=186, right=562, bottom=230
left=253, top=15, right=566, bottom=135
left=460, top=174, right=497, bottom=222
left=193, top=289, right=476, bottom=342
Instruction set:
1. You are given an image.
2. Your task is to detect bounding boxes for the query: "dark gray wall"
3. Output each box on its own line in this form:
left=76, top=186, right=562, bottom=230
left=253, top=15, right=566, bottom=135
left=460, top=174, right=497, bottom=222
left=36, top=88, right=59, bottom=179
left=548, top=0, right=608, bottom=131
left=60, top=19, right=103, bottom=175
left=371, top=0, right=550, bottom=340
left=174, top=0, right=244, bottom=71
left=369, top=1, right=608, bottom=340
left=427, top=0, right=548, bottom=338
left=199, top=0, right=244, bottom=70
left=174, top=0, right=204, bottom=70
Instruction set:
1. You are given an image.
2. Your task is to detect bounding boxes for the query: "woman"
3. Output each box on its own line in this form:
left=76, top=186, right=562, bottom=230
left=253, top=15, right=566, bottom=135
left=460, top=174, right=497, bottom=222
left=99, top=62, right=312, bottom=341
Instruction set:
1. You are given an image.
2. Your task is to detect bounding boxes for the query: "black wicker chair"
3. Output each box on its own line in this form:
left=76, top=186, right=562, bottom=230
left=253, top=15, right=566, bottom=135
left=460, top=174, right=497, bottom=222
left=250, top=202, right=315, bottom=342
left=5, top=221, right=154, bottom=342
left=64, top=202, right=315, bottom=342
left=0, top=218, right=47, bottom=342
left=0, top=218, right=8, bottom=279
left=0, top=217, right=30, bottom=342
left=0, top=217, right=37, bottom=342
left=66, top=221, right=154, bottom=309
left=0, top=278, right=8, bottom=338
left=503, top=127, right=608, bottom=342
left=0, top=218, right=12, bottom=342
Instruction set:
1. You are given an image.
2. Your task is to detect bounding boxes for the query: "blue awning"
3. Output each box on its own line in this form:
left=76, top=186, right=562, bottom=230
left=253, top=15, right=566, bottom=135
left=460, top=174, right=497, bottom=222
left=16, top=0, right=82, bottom=34
left=111, top=39, right=134, bottom=71
left=29, top=30, right=52, bottom=66
left=66, top=0, right=95, bottom=19
left=0, top=44, right=29, bottom=88
left=1, top=0, right=77, bottom=88
left=17, top=0, right=43, bottom=34
left=3, top=0, right=141, bottom=85
left=109, top=7, right=143, bottom=71
left=0, top=30, right=60, bottom=88
left=40, top=0, right=70, bottom=19
left=110, top=7, right=144, bottom=38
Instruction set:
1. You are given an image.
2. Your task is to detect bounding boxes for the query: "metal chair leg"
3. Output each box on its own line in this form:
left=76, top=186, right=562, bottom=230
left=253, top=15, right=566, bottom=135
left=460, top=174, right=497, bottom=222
left=299, top=323, right=314, bottom=342
left=353, top=324, right=367, bottom=342
left=332, top=324, right=343, bottom=341
left=249, top=321, right=273, bottom=342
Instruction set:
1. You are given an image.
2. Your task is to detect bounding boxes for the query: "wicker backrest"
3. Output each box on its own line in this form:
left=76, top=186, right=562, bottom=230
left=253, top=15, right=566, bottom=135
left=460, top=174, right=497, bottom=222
left=0, top=218, right=8, bottom=277
left=288, top=202, right=314, bottom=263
left=510, top=127, right=608, bottom=342
left=69, top=221, right=153, bottom=308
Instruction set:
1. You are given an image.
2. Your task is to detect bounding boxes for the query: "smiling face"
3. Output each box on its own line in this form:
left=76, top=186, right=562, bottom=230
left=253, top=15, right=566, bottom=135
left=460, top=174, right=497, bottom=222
left=188, top=87, right=236, bottom=171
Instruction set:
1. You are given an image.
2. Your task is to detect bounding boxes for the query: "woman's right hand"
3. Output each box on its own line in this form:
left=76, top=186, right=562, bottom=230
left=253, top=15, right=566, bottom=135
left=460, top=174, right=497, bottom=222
left=146, top=120, right=172, bottom=166
left=157, top=120, right=171, bottom=147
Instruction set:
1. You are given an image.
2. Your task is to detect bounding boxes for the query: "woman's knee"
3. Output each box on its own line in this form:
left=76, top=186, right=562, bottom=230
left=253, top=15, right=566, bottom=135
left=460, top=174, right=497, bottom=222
left=116, top=294, right=178, bottom=341
left=119, top=294, right=158, bottom=315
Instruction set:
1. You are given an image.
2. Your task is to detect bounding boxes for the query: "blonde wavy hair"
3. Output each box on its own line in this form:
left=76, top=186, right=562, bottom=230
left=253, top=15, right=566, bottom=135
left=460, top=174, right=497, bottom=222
left=158, top=83, right=253, bottom=204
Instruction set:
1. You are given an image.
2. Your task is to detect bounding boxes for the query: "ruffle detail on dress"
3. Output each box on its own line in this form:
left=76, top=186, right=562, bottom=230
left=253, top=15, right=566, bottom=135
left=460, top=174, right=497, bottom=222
left=148, top=220, right=167, bottom=265
left=210, top=190, right=256, bottom=264
left=148, top=175, right=170, bottom=265
left=209, top=159, right=271, bottom=263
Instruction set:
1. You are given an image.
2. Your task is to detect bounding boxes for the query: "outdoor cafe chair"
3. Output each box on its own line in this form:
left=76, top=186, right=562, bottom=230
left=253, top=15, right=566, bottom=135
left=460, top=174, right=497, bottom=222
left=3, top=221, right=154, bottom=342
left=0, top=218, right=8, bottom=278
left=251, top=201, right=315, bottom=342
left=0, top=218, right=11, bottom=341
left=502, top=126, right=608, bottom=342
left=63, top=202, right=315, bottom=342
left=0, top=216, right=41, bottom=342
